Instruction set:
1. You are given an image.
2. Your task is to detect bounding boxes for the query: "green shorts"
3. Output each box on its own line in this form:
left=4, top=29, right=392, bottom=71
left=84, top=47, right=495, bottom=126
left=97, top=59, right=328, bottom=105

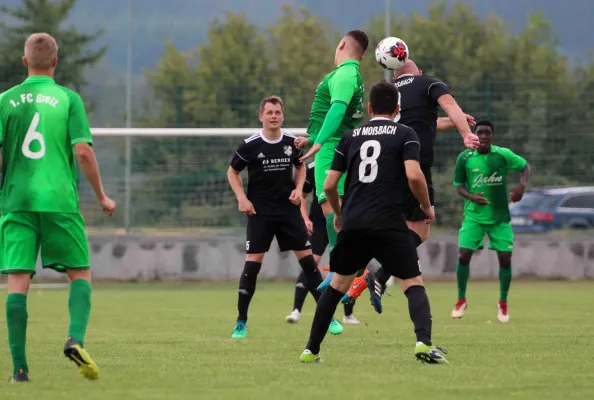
left=0, top=212, right=90, bottom=276
left=458, top=218, right=514, bottom=252
left=315, top=140, right=346, bottom=203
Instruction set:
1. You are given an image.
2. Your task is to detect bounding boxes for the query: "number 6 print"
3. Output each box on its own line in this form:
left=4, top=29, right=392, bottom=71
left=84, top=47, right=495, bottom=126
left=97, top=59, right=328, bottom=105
left=22, top=112, right=46, bottom=159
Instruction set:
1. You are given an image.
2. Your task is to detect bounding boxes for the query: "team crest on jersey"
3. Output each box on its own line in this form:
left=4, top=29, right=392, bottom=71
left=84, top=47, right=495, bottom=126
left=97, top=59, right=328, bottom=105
left=283, top=145, right=292, bottom=156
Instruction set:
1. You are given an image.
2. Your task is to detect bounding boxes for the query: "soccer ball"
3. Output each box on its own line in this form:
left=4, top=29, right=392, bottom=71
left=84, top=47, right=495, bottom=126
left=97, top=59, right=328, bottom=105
left=375, top=37, right=409, bottom=70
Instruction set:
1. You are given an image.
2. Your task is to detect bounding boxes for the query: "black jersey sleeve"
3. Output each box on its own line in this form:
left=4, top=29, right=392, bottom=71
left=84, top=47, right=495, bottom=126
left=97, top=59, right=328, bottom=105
left=292, top=145, right=304, bottom=166
left=303, top=164, right=315, bottom=194
left=331, top=133, right=351, bottom=173
left=230, top=141, right=252, bottom=171
left=427, top=77, right=451, bottom=103
left=402, top=127, right=421, bottom=161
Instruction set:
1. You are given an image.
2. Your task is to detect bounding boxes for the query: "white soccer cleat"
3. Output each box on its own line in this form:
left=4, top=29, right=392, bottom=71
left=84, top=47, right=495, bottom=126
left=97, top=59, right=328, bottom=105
left=343, top=315, right=360, bottom=324
left=451, top=299, right=467, bottom=319
left=285, top=309, right=301, bottom=324
left=497, top=301, right=510, bottom=323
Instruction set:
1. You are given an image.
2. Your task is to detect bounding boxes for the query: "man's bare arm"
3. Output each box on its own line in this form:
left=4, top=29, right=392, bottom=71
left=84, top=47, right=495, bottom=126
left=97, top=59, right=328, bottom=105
left=74, top=142, right=106, bottom=201
left=227, top=166, right=247, bottom=201
left=293, top=164, right=306, bottom=193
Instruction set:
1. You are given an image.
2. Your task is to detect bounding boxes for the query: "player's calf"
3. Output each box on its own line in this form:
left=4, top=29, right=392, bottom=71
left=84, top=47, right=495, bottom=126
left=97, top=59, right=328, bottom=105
left=233, top=259, right=262, bottom=338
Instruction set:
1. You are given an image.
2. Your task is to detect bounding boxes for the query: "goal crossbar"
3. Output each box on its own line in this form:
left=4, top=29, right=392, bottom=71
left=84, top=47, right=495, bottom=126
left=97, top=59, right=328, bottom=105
left=91, top=128, right=308, bottom=137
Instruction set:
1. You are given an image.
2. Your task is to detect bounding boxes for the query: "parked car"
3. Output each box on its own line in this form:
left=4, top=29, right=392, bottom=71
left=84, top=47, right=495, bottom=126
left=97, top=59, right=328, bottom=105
left=509, top=186, right=594, bottom=232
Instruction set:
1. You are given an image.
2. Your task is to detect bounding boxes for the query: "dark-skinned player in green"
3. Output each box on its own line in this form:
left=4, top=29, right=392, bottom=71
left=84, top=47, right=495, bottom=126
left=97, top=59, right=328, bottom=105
left=451, top=120, right=531, bottom=323
left=295, top=30, right=369, bottom=291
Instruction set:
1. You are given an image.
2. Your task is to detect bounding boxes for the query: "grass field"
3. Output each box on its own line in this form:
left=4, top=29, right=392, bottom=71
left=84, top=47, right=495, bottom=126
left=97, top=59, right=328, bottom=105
left=0, top=281, right=593, bottom=399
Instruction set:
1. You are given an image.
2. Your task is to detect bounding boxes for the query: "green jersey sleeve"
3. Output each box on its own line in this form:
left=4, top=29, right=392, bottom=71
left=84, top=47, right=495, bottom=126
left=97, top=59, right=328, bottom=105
left=453, top=151, right=469, bottom=186
left=500, top=147, right=527, bottom=171
left=0, top=93, right=5, bottom=145
left=68, top=92, right=93, bottom=146
left=328, top=65, right=359, bottom=106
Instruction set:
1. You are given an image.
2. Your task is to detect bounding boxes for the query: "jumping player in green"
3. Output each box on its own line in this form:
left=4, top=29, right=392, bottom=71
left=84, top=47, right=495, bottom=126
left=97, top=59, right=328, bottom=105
left=0, top=33, right=116, bottom=382
left=295, top=30, right=369, bottom=289
left=451, top=120, right=530, bottom=324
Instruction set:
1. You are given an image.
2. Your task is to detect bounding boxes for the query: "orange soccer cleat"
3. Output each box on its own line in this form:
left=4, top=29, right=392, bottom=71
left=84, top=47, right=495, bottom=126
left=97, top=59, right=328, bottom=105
left=340, top=269, right=370, bottom=304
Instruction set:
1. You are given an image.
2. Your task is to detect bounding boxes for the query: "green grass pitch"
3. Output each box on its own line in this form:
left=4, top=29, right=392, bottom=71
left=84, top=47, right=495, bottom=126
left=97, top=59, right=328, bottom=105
left=0, top=281, right=593, bottom=399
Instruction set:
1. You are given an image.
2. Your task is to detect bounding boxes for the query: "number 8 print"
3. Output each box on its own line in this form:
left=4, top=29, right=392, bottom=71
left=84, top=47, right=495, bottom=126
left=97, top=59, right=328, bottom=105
left=358, top=140, right=381, bottom=183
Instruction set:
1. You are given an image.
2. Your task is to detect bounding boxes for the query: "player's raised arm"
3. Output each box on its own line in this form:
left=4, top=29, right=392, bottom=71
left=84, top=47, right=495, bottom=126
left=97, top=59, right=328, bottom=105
left=436, top=114, right=476, bottom=132
left=437, top=94, right=479, bottom=149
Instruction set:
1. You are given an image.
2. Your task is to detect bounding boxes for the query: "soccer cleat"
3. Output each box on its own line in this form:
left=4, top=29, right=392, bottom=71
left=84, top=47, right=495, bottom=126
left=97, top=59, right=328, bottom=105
left=10, top=368, right=29, bottom=383
left=340, top=269, right=370, bottom=304
left=285, top=309, right=301, bottom=324
left=342, top=314, right=360, bottom=324
left=415, top=342, right=449, bottom=364
left=451, top=299, right=468, bottom=319
left=63, top=337, right=100, bottom=380
left=497, top=301, right=510, bottom=323
left=328, top=318, right=343, bottom=335
left=317, top=272, right=334, bottom=291
left=365, top=271, right=385, bottom=314
left=231, top=320, right=247, bottom=338
left=300, top=349, right=320, bottom=363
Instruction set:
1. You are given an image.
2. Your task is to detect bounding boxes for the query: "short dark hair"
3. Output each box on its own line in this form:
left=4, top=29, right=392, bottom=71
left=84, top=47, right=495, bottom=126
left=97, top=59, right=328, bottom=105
left=475, top=120, right=495, bottom=133
left=369, top=81, right=400, bottom=115
left=345, top=30, right=369, bottom=54
left=259, top=95, right=284, bottom=113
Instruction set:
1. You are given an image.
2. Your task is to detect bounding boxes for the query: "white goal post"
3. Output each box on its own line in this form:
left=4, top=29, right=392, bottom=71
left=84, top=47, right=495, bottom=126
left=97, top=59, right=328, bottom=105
left=91, top=128, right=309, bottom=137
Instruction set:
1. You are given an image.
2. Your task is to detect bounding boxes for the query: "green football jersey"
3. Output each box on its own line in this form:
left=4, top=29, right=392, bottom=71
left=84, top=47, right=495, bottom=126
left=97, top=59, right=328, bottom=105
left=0, top=75, right=93, bottom=213
left=454, top=145, right=527, bottom=224
left=307, top=60, right=364, bottom=143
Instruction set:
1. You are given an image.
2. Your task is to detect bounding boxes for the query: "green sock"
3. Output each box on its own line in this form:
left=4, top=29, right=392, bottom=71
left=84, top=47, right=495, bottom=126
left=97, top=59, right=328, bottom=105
left=6, top=293, right=29, bottom=375
left=499, top=266, right=512, bottom=302
left=68, top=279, right=92, bottom=345
left=456, top=263, right=470, bottom=300
left=325, top=212, right=338, bottom=253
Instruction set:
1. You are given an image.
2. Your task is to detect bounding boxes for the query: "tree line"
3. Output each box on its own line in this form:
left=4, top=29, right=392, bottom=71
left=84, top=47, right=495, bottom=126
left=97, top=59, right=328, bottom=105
left=1, top=1, right=593, bottom=228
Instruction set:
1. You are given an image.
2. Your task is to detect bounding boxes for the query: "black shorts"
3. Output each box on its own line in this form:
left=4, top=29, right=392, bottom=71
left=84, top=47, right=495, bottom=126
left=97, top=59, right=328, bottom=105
left=403, top=165, right=435, bottom=222
left=246, top=212, right=311, bottom=254
left=310, top=216, right=328, bottom=256
left=330, top=226, right=421, bottom=280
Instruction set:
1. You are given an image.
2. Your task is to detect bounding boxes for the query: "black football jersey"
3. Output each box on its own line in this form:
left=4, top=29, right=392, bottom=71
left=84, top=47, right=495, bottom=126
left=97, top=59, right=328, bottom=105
left=230, top=131, right=303, bottom=216
left=303, top=161, right=324, bottom=223
left=331, top=118, right=420, bottom=230
left=394, top=74, right=450, bottom=167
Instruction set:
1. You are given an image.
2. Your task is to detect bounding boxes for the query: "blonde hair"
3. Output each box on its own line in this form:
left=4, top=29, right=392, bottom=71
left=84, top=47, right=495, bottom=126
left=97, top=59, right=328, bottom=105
left=24, top=33, right=58, bottom=69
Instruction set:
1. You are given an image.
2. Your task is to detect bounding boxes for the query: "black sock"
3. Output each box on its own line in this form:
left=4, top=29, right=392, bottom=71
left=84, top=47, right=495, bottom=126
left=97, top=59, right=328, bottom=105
left=293, top=271, right=309, bottom=312
left=298, top=255, right=323, bottom=302
left=306, top=286, right=344, bottom=354
left=409, top=229, right=422, bottom=248
left=343, top=301, right=354, bottom=317
left=237, top=261, right=262, bottom=322
left=404, top=285, right=432, bottom=346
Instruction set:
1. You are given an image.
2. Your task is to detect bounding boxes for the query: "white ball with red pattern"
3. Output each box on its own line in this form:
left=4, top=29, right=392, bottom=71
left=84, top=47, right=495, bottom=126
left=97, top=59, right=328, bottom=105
left=375, top=37, right=409, bottom=70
